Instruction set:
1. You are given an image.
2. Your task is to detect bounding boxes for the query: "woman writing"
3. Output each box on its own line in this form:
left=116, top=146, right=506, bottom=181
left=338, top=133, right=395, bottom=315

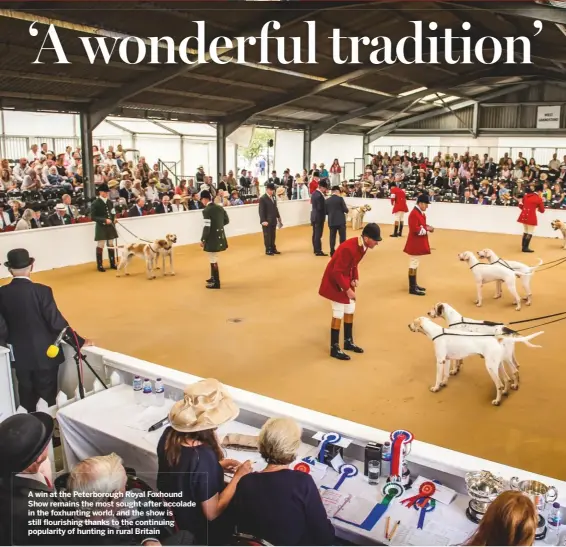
left=157, top=379, right=251, bottom=545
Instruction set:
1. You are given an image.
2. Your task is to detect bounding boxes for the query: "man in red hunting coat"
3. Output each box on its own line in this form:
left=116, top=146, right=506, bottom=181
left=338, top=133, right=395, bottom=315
left=319, top=223, right=382, bottom=360
left=517, top=185, right=545, bottom=253
left=404, top=194, right=434, bottom=296
left=389, top=182, right=409, bottom=238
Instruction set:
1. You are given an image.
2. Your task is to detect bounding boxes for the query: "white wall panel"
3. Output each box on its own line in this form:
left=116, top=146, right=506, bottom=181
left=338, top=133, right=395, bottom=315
left=312, top=134, right=363, bottom=168
left=136, top=135, right=181, bottom=167
left=3, top=111, right=76, bottom=137
left=183, top=141, right=212, bottom=179
left=274, top=130, right=303, bottom=176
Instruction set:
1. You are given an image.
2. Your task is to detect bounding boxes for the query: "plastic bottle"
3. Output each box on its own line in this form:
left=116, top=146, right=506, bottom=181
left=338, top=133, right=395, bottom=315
left=381, top=441, right=392, bottom=478
left=546, top=502, right=562, bottom=546
left=142, top=378, right=153, bottom=407
left=133, top=376, right=143, bottom=404
left=155, top=378, right=165, bottom=407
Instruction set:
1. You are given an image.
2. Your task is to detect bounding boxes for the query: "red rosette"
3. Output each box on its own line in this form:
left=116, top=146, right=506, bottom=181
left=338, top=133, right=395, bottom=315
left=294, top=462, right=311, bottom=474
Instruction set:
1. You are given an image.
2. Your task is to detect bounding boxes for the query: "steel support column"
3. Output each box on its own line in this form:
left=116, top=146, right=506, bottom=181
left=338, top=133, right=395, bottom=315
left=472, top=102, right=479, bottom=138
left=216, top=123, right=226, bottom=181
left=363, top=134, right=370, bottom=160
left=79, top=111, right=94, bottom=200
left=303, top=128, right=312, bottom=171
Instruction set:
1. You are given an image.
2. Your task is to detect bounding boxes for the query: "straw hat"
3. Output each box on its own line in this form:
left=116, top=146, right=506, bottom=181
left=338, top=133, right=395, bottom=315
left=171, top=194, right=182, bottom=201
left=168, top=379, right=239, bottom=433
left=540, top=173, right=548, bottom=181
left=107, top=179, right=119, bottom=189
left=55, top=203, right=66, bottom=211
left=276, top=187, right=286, bottom=195
left=8, top=199, right=24, bottom=208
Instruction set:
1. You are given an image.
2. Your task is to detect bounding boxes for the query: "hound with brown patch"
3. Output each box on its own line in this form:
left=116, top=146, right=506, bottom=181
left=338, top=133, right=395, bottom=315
left=116, top=233, right=177, bottom=279
left=551, top=219, right=566, bottom=249
left=348, top=204, right=371, bottom=230
left=408, top=316, right=543, bottom=406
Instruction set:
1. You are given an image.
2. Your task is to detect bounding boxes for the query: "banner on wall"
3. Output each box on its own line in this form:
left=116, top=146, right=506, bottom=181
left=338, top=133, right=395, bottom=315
left=536, top=106, right=561, bottom=129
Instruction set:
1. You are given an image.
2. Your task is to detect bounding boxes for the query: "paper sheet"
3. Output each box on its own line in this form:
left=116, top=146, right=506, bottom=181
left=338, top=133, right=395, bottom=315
left=389, top=525, right=450, bottom=546
left=334, top=496, right=376, bottom=526
left=410, top=476, right=456, bottom=505
left=125, top=406, right=170, bottom=432
left=320, top=489, right=351, bottom=518
left=313, top=431, right=352, bottom=448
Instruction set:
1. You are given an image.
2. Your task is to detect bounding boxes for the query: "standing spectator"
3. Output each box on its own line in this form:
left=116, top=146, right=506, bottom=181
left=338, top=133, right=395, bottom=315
left=294, top=177, right=309, bottom=200
left=259, top=182, right=282, bottom=256
left=311, top=180, right=328, bottom=256
left=231, top=418, right=335, bottom=546
left=239, top=169, right=249, bottom=189
left=226, top=171, right=238, bottom=192
left=319, top=163, right=329, bottom=179
left=15, top=209, right=34, bottom=231
left=282, top=169, right=293, bottom=199
left=268, top=170, right=280, bottom=186
left=325, top=185, right=348, bottom=257
left=0, top=248, right=90, bottom=410
left=196, top=165, right=205, bottom=184
left=330, top=158, right=342, bottom=186
left=258, top=156, right=266, bottom=176
left=157, top=379, right=251, bottom=545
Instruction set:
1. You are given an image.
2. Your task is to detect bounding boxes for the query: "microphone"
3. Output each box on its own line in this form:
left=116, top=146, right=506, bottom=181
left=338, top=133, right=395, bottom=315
left=46, top=326, right=69, bottom=358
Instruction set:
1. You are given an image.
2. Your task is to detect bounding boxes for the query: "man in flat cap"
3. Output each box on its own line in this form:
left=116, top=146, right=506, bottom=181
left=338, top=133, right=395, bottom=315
left=0, top=249, right=91, bottom=412
left=403, top=194, right=434, bottom=296
left=200, top=190, right=229, bottom=289
left=319, top=223, right=382, bottom=360
left=90, top=183, right=119, bottom=272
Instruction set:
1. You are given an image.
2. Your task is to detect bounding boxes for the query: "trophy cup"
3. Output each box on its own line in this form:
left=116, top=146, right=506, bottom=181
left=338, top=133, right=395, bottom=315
left=465, top=471, right=506, bottom=523
left=510, top=478, right=558, bottom=540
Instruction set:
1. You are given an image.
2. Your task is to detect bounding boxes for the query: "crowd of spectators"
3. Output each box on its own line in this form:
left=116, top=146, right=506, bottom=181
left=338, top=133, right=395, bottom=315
left=2, top=144, right=566, bottom=234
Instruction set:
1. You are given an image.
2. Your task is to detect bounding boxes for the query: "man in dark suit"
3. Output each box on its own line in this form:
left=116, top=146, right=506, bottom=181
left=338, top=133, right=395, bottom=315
left=188, top=193, right=203, bottom=211
left=48, top=204, right=73, bottom=227
left=282, top=169, right=294, bottom=199
left=0, top=249, right=91, bottom=412
left=128, top=196, right=145, bottom=217
left=268, top=170, right=281, bottom=187
left=325, top=185, right=348, bottom=256
left=311, top=180, right=328, bottom=256
left=258, top=183, right=282, bottom=255
left=155, top=195, right=173, bottom=214
left=0, top=412, right=56, bottom=545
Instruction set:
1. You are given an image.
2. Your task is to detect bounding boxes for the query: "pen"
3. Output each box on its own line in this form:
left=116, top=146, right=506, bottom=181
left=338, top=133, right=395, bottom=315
left=385, top=516, right=391, bottom=540
left=148, top=417, right=169, bottom=432
left=389, top=520, right=401, bottom=542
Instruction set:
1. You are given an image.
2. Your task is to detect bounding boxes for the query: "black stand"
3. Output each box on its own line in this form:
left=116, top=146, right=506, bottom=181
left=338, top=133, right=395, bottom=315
left=73, top=351, right=108, bottom=399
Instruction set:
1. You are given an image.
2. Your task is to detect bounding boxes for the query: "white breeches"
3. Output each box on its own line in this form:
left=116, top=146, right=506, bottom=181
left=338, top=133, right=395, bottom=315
left=395, top=211, right=405, bottom=221
left=522, top=224, right=534, bottom=234
left=208, top=252, right=218, bottom=264
left=332, top=299, right=356, bottom=319
left=409, top=255, right=427, bottom=269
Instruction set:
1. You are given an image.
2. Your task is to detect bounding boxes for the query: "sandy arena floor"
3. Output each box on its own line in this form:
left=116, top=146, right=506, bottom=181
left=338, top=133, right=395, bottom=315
left=8, top=224, right=566, bottom=479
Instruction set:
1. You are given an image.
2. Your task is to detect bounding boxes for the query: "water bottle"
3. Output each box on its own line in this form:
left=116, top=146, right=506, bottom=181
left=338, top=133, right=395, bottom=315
left=133, top=376, right=143, bottom=404
left=546, top=502, right=562, bottom=546
left=142, top=378, right=153, bottom=407
left=154, top=378, right=165, bottom=407
left=381, top=441, right=392, bottom=478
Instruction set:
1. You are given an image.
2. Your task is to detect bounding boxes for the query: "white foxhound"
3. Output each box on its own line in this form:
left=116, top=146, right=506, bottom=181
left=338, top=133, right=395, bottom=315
left=458, top=251, right=524, bottom=311
left=409, top=316, right=543, bottom=406
left=477, top=249, right=542, bottom=306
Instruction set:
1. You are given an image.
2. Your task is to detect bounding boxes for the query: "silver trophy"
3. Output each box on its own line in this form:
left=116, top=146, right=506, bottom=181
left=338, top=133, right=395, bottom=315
left=465, top=471, right=506, bottom=523
left=510, top=478, right=558, bottom=540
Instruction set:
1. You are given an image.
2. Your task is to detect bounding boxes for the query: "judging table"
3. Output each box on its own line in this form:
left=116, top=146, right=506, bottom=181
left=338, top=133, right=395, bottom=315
left=57, top=385, right=562, bottom=546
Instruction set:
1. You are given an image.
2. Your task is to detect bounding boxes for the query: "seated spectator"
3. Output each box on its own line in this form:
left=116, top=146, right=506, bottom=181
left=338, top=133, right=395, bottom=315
left=145, top=179, right=159, bottom=202
left=230, top=190, right=243, bottom=206
left=128, top=196, right=146, bottom=217
left=465, top=491, right=536, bottom=546
left=0, top=412, right=55, bottom=545
left=231, top=417, right=335, bottom=546
left=61, top=194, right=79, bottom=219
left=67, top=453, right=187, bottom=546
left=15, top=208, right=34, bottom=230
left=131, top=180, right=144, bottom=198
left=214, top=190, right=229, bottom=207
left=159, top=170, right=173, bottom=192
left=12, top=158, right=31, bottom=185
left=49, top=203, right=73, bottom=227
left=176, top=179, right=188, bottom=195
left=171, top=194, right=186, bottom=212
left=217, top=176, right=228, bottom=192
left=108, top=179, right=120, bottom=201
left=119, top=179, right=135, bottom=202
left=188, top=192, right=203, bottom=210
left=0, top=203, right=12, bottom=230
left=157, top=379, right=251, bottom=545
left=94, top=164, right=106, bottom=186
left=156, top=195, right=172, bottom=214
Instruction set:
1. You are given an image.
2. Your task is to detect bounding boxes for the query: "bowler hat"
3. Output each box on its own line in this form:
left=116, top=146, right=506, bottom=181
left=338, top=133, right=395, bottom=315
left=318, top=180, right=328, bottom=188
left=200, top=190, right=212, bottom=200
left=97, top=183, right=109, bottom=192
left=4, top=248, right=35, bottom=270
left=266, top=182, right=275, bottom=190
left=362, top=222, right=382, bottom=242
left=417, top=194, right=430, bottom=204
left=0, top=412, right=53, bottom=475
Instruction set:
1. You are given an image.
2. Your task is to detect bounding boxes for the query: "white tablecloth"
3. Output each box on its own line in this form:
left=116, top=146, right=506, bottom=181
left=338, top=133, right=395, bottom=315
left=56, top=385, right=483, bottom=545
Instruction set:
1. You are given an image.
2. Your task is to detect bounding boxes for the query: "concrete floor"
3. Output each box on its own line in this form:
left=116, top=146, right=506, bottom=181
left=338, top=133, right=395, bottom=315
left=11, top=224, right=566, bottom=480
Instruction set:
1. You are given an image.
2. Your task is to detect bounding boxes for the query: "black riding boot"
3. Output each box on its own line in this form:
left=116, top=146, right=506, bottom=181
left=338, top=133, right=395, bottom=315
left=108, top=248, right=118, bottom=270
left=390, top=223, right=399, bottom=238
left=330, top=325, right=350, bottom=361
left=96, top=247, right=106, bottom=272
left=399, top=221, right=405, bottom=237
left=415, top=270, right=426, bottom=292
left=523, top=233, right=534, bottom=253
left=343, top=315, right=364, bottom=353
left=409, top=268, right=425, bottom=295
left=206, top=263, right=221, bottom=289
left=206, top=263, right=214, bottom=284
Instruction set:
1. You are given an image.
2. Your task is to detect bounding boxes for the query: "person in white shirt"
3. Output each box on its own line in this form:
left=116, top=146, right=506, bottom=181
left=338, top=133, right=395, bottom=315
left=104, top=151, right=117, bottom=167
left=27, top=144, right=41, bottom=163
left=145, top=180, right=159, bottom=202
left=0, top=204, right=12, bottom=230
left=15, top=208, right=34, bottom=231
left=294, top=177, right=310, bottom=200
left=170, top=194, right=186, bottom=212
left=12, top=159, right=31, bottom=184
left=21, top=170, right=42, bottom=191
